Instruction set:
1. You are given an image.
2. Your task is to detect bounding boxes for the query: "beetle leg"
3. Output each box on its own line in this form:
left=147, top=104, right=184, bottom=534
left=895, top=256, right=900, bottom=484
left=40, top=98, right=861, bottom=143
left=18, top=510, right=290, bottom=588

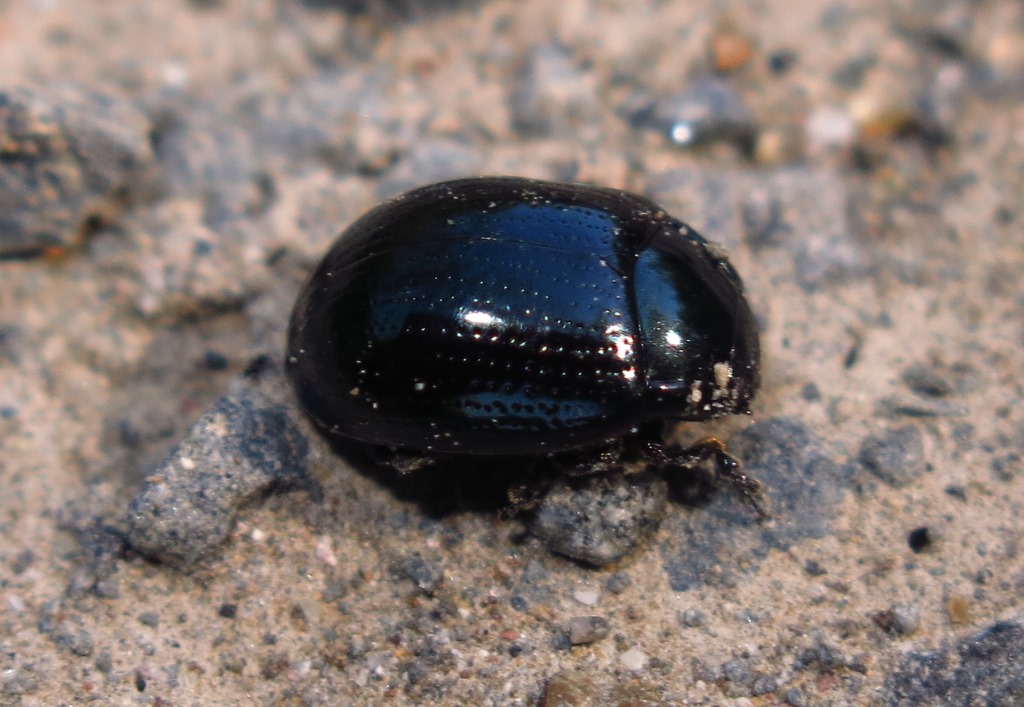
left=375, top=447, right=437, bottom=474
left=501, top=464, right=552, bottom=518
left=554, top=442, right=628, bottom=477
left=650, top=436, right=769, bottom=519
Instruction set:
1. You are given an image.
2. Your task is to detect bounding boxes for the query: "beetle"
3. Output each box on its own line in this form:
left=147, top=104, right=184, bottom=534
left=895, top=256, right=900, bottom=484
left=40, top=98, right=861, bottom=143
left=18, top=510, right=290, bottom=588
left=286, top=176, right=765, bottom=514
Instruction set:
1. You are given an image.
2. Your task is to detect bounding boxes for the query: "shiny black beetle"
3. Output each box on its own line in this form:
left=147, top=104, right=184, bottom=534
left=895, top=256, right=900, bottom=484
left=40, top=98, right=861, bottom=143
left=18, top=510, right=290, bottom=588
left=286, top=177, right=765, bottom=513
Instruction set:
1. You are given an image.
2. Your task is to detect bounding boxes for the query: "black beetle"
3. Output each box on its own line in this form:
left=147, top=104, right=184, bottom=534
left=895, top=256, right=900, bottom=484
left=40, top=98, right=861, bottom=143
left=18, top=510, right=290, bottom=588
left=286, top=177, right=765, bottom=513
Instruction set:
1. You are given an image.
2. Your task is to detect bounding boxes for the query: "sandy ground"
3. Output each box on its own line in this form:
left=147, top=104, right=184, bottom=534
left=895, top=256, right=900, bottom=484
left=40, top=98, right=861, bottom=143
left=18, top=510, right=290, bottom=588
left=1, top=0, right=1023, bottom=704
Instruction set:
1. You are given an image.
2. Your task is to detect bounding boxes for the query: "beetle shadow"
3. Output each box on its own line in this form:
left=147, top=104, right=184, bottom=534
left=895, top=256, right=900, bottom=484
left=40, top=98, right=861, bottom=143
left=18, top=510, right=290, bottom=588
left=324, top=431, right=736, bottom=522
left=321, top=435, right=549, bottom=518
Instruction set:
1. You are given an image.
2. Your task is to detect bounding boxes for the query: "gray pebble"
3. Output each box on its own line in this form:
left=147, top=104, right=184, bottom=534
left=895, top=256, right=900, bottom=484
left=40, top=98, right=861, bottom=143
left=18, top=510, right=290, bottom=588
left=124, top=373, right=310, bottom=568
left=741, top=187, right=790, bottom=249
left=783, top=687, right=807, bottom=706
left=916, top=62, right=968, bottom=143
left=858, top=425, right=926, bottom=488
left=60, top=630, right=94, bottom=658
left=540, top=669, right=602, bottom=705
left=528, top=471, right=667, bottom=566
left=321, top=576, right=349, bottom=603
left=0, top=86, right=155, bottom=258
left=992, top=453, right=1021, bottom=482
left=567, top=616, right=610, bottom=646
left=720, top=656, right=755, bottom=695
left=550, top=632, right=573, bottom=652
left=891, top=604, right=921, bottom=636
left=651, top=78, right=758, bottom=153
left=901, top=364, right=954, bottom=398
left=795, top=638, right=849, bottom=672
left=750, top=675, right=779, bottom=696
left=605, top=571, right=632, bottom=594
left=138, top=612, right=160, bottom=628
left=883, top=620, right=1024, bottom=705
left=94, top=649, right=113, bottom=674
left=396, top=553, right=443, bottom=594
left=734, top=609, right=760, bottom=624
left=804, top=559, right=828, bottom=576
left=11, top=548, right=34, bottom=575
left=678, top=608, right=706, bottom=628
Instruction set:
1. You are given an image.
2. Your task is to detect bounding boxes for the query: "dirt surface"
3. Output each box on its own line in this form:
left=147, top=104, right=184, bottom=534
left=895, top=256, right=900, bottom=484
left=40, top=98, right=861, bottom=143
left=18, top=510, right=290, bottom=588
left=2, top=1, right=1023, bottom=705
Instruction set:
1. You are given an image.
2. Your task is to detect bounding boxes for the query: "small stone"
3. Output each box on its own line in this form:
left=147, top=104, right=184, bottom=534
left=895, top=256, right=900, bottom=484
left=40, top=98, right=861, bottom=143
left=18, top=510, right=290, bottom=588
left=218, top=603, right=238, bottom=619
left=605, top=572, right=631, bottom=594
left=805, top=105, right=856, bottom=154
left=261, top=652, right=290, bottom=680
left=709, top=22, right=756, bottom=73
left=872, top=602, right=921, bottom=635
left=734, top=609, right=760, bottom=624
left=944, top=485, right=967, bottom=501
left=783, top=687, right=806, bottom=706
left=800, top=382, right=822, bottom=401
left=396, top=553, right=442, bottom=594
left=0, top=86, right=155, bottom=258
left=550, top=632, right=573, bottom=652
left=619, top=647, right=647, bottom=671
left=947, top=595, right=971, bottom=625
left=315, top=536, right=338, bottom=567
left=804, top=560, right=828, bottom=576
left=768, top=50, right=797, bottom=74
left=991, top=453, right=1020, bottom=482
left=892, top=605, right=920, bottom=635
left=124, top=375, right=311, bottom=568
left=655, top=78, right=758, bottom=153
left=540, top=669, right=601, bottom=706
left=678, top=608, right=707, bottom=628
left=62, top=630, right=95, bottom=657
left=567, top=616, right=610, bottom=645
left=721, top=657, right=754, bottom=691
left=202, top=350, right=229, bottom=371
left=908, top=527, right=932, bottom=553
left=741, top=187, right=788, bottom=249
left=529, top=471, right=667, bottom=566
left=901, top=364, right=953, bottom=398
left=222, top=654, right=247, bottom=674
left=138, top=612, right=159, bottom=628
left=573, top=589, right=599, bottom=606
left=321, top=577, right=348, bottom=603
left=94, top=649, right=113, bottom=673
left=11, top=548, right=34, bottom=575
left=859, top=426, right=926, bottom=488
left=751, top=675, right=779, bottom=696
